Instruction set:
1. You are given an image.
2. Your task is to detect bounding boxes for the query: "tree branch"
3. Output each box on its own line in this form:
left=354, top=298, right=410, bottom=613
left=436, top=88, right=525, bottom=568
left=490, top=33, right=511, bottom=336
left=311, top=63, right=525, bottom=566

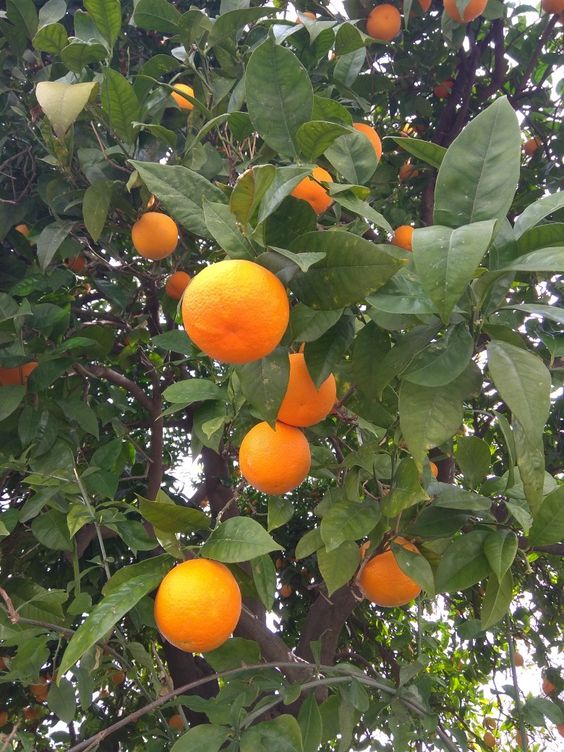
left=512, top=15, right=558, bottom=102
left=74, top=363, right=154, bottom=415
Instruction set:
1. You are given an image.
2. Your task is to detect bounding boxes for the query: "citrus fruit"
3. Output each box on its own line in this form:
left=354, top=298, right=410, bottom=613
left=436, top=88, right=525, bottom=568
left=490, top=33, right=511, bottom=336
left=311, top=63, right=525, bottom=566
left=0, top=710, right=7, bottom=727
left=443, top=0, right=488, bottom=23
left=357, top=537, right=422, bottom=607
left=542, top=0, right=564, bottom=10
left=429, top=461, right=439, bottom=479
left=23, top=706, right=39, bottom=722
left=239, top=421, right=311, bottom=495
left=66, top=255, right=87, bottom=274
left=392, top=225, right=414, bottom=251
left=110, top=671, right=125, bottom=685
left=514, top=652, right=524, bottom=667
left=165, top=271, right=191, bottom=300
left=523, top=137, right=540, bottom=157
left=366, top=5, right=402, bottom=41
left=154, top=559, right=242, bottom=653
left=182, top=260, right=289, bottom=364
left=297, top=11, right=316, bottom=22
left=399, top=161, right=419, bottom=181
left=542, top=676, right=556, bottom=695
left=484, top=718, right=496, bottom=730
left=483, top=731, right=496, bottom=748
left=0, top=362, right=37, bottom=387
left=30, top=679, right=49, bottom=703
left=434, top=80, right=453, bottom=98
left=132, top=212, right=178, bottom=260
left=280, top=584, right=293, bottom=598
left=277, top=353, right=336, bottom=427
left=557, top=723, right=564, bottom=738
left=168, top=713, right=184, bottom=730
left=171, top=83, right=195, bottom=110
left=15, top=224, right=30, bottom=236
left=291, top=166, right=333, bottom=215
left=353, top=122, right=383, bottom=160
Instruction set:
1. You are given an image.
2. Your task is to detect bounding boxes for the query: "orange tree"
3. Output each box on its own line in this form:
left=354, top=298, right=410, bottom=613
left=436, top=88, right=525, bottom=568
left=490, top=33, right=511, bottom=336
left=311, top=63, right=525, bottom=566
left=0, top=1, right=563, bottom=751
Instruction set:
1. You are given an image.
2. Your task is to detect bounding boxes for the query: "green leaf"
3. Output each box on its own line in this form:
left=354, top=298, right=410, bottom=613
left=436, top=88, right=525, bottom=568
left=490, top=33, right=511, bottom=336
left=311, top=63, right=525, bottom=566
left=389, top=136, right=446, bottom=169
left=83, top=181, right=112, bottom=242
left=528, top=485, right=564, bottom=546
left=399, top=380, right=463, bottom=465
left=101, top=68, right=140, bottom=143
left=201, top=517, right=282, bottom=563
left=171, top=725, right=230, bottom=752
left=381, top=458, right=429, bottom=517
left=31, top=510, right=72, bottom=551
left=483, top=529, right=517, bottom=582
left=455, top=436, right=491, bottom=489
left=481, top=570, right=513, bottom=630
left=513, top=417, right=546, bottom=517
left=163, top=378, right=224, bottom=405
left=7, top=0, right=38, bottom=38
left=130, top=161, right=226, bottom=238
left=392, top=542, right=435, bottom=596
left=245, top=38, right=313, bottom=157
left=503, top=304, right=564, bottom=326
left=38, top=0, right=66, bottom=26
left=287, top=304, right=343, bottom=344
left=137, top=495, right=210, bottom=534
left=298, top=694, right=323, bottom=752
left=58, top=565, right=168, bottom=676
left=499, top=247, right=564, bottom=272
left=257, top=166, right=313, bottom=225
left=296, top=121, right=350, bottom=161
left=152, top=330, right=194, bottom=355
left=84, top=0, right=121, bottom=48
left=0, top=386, right=26, bottom=422
left=312, top=95, right=352, bottom=124
left=304, top=314, right=354, bottom=387
left=522, top=697, right=564, bottom=726
left=205, top=637, right=260, bottom=672
left=434, top=97, right=521, bottom=227
left=431, top=485, right=491, bottom=512
left=263, top=196, right=317, bottom=249
left=268, top=497, right=294, bottom=532
left=47, top=676, right=76, bottom=723
left=230, top=165, right=275, bottom=226
left=402, top=324, right=473, bottom=387
left=412, top=220, right=496, bottom=323
left=238, top=348, right=289, bottom=424
left=317, top=541, right=360, bottom=596
left=33, top=22, right=68, bottom=53
left=251, top=554, right=277, bottom=610
left=290, top=232, right=404, bottom=309
left=333, top=47, right=365, bottom=88
left=133, top=0, right=181, bottom=33
left=295, top=528, right=323, bottom=560
left=60, top=41, right=108, bottom=73
left=324, top=130, right=377, bottom=185
left=321, top=500, right=380, bottom=552
left=241, top=716, right=303, bottom=752
left=102, top=555, right=171, bottom=596
left=435, top=530, right=491, bottom=593
left=35, top=81, right=98, bottom=138
left=208, top=7, right=277, bottom=47
left=333, top=193, right=393, bottom=234
left=203, top=199, right=254, bottom=259
left=513, top=191, right=564, bottom=238
left=37, top=221, right=74, bottom=270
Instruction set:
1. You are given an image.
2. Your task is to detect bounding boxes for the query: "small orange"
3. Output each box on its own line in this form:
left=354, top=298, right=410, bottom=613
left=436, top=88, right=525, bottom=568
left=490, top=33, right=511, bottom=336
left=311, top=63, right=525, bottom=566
left=484, top=718, right=496, bottom=730
left=542, top=676, right=556, bottom=695
left=239, top=421, right=311, bottom=495
left=514, top=652, right=524, bottom=667
left=399, top=161, right=419, bottom=181
left=30, top=678, right=49, bottom=703
left=296, top=11, right=317, bottom=22
left=278, top=353, right=336, bottom=427
left=280, top=583, right=293, bottom=598
left=165, top=271, right=191, bottom=300
left=110, top=670, right=126, bottom=686
left=23, top=706, right=39, bottom=722
left=182, top=260, right=289, bottom=364
left=523, top=137, right=541, bottom=157
left=541, top=0, right=564, bottom=10
left=434, top=80, right=454, bottom=98
left=443, top=0, right=488, bottom=23
left=392, top=225, right=414, bottom=251
left=357, top=537, right=421, bottom=607
left=154, top=559, right=242, bottom=653
left=483, top=731, right=496, bottom=748
left=275, top=557, right=286, bottom=570
left=291, top=166, right=333, bottom=215
left=15, top=224, right=30, bottom=237
left=0, top=711, right=7, bottom=727
left=352, top=122, right=383, bottom=160
left=131, top=212, right=178, bottom=261
left=66, top=255, right=87, bottom=274
left=366, top=5, right=402, bottom=41
left=557, top=723, right=564, bottom=738
left=430, top=461, right=439, bottom=479
left=168, top=713, right=185, bottom=731
left=0, top=362, right=38, bottom=387
left=171, top=83, right=195, bottom=110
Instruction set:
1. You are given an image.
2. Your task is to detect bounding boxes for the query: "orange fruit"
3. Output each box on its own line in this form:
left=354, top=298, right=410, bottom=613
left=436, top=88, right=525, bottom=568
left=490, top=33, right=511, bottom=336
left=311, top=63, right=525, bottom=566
left=0, top=657, right=7, bottom=671
left=66, top=255, right=87, bottom=274
left=352, top=122, right=383, bottom=160
left=366, top=5, right=402, bottom=41
left=523, top=137, right=541, bottom=157
left=168, top=713, right=184, bottom=731
left=132, top=212, right=178, bottom=261
left=291, top=166, right=333, bottom=215
left=275, top=557, right=286, bottom=570
left=515, top=730, right=524, bottom=748
left=182, top=260, right=289, bottom=364
left=280, top=584, right=293, bottom=598
left=165, top=271, right=191, bottom=300
left=557, top=723, right=564, bottom=738
left=277, top=353, right=336, bottom=427
left=484, top=718, right=496, bottom=730
left=357, top=537, right=422, bottom=607
left=110, top=671, right=125, bottom=685
left=399, top=161, right=419, bottom=181
left=541, top=0, right=564, bottom=10
left=154, top=559, right=242, bottom=653
left=23, top=706, right=39, bottom=722
left=239, top=421, right=311, bottom=495
left=0, top=362, right=37, bottom=387
left=542, top=676, right=556, bottom=695
left=443, top=0, right=488, bottom=23
left=483, top=731, right=496, bottom=748
left=297, top=11, right=317, bottom=22
left=0, top=711, right=7, bottom=727
left=30, top=679, right=49, bottom=703
left=15, top=224, right=30, bottom=236
left=514, top=652, right=524, bottom=667
left=392, top=225, right=414, bottom=251
left=171, top=83, right=195, bottom=110
left=430, top=461, right=439, bottom=478
left=434, top=80, right=453, bottom=98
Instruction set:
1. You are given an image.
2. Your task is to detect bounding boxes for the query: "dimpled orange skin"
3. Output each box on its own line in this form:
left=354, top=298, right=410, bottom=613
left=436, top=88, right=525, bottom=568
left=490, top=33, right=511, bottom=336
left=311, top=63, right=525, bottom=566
left=366, top=5, right=402, bottom=41
left=132, top=212, right=178, bottom=260
left=434, top=80, right=453, bottom=98
left=67, top=255, right=87, bottom=274
left=239, top=421, right=311, bottom=495
left=430, top=461, right=439, bottom=479
left=171, top=83, right=195, bottom=110
left=353, top=123, right=383, bottom=161
left=182, top=260, right=289, bottom=364
left=278, top=353, right=337, bottom=427
left=291, top=166, right=333, bottom=215
left=392, top=225, right=414, bottom=251
left=154, top=559, right=242, bottom=653
left=542, top=0, right=563, bottom=10
left=358, top=536, right=422, bottom=607
left=443, top=0, right=488, bottom=23
left=15, top=224, right=30, bottom=237
left=165, top=271, right=191, bottom=300
left=523, top=138, right=540, bottom=157
left=0, top=362, right=37, bottom=387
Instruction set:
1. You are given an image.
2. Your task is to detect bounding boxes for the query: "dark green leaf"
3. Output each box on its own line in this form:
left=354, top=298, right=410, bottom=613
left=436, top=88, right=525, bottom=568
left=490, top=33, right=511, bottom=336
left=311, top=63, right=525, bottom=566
left=296, top=121, right=350, bottom=161
left=0, top=386, right=26, bottom=422
left=101, top=68, right=140, bottom=143
left=102, top=555, right=172, bottom=596
left=31, top=510, right=72, bottom=551
left=257, top=166, right=314, bottom=224
left=325, top=130, right=377, bottom=185
left=152, top=330, right=194, bottom=355
left=137, top=495, right=210, bottom=534
left=208, top=8, right=277, bottom=47
left=171, top=725, right=230, bottom=752
left=238, top=348, right=290, bottom=424
left=61, top=41, right=108, bottom=72
left=241, top=715, right=303, bottom=752
left=251, top=554, right=277, bottom=610
left=513, top=191, right=564, bottom=238
left=201, top=517, right=282, bottom=563
left=483, top=529, right=517, bottom=582
left=163, top=379, right=225, bottom=405
left=83, top=180, right=112, bottom=242
left=481, top=570, right=513, bottom=630
left=499, top=247, right=564, bottom=272
left=230, top=165, right=275, bottom=226
left=287, top=304, right=343, bottom=344
left=206, top=637, right=260, bottom=672
left=33, top=23, right=68, bottom=53
left=402, top=324, right=473, bottom=387
left=317, top=541, right=360, bottom=596
left=37, top=222, right=74, bottom=270
left=47, top=676, right=76, bottom=723
left=134, top=0, right=181, bottom=33
left=392, top=542, right=435, bottom=596
left=435, top=530, right=491, bottom=593
left=528, top=485, right=564, bottom=546
left=321, top=500, right=380, bottom=551
left=298, top=694, right=323, bottom=752
left=304, top=314, right=354, bottom=387
left=203, top=199, right=254, bottom=259
left=455, top=436, right=491, bottom=488
left=84, top=0, right=121, bottom=48
left=268, top=497, right=294, bottom=532
left=389, top=136, right=446, bottom=169
left=431, top=485, right=491, bottom=512
left=333, top=48, right=365, bottom=88
left=334, top=193, right=392, bottom=234
left=295, top=528, right=323, bottom=560
left=381, top=458, right=429, bottom=517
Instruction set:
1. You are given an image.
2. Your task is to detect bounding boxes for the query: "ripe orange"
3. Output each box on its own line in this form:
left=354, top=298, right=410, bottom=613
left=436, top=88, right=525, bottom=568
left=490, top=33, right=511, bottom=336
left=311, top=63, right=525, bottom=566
left=165, top=271, right=191, bottom=300
left=110, top=670, right=125, bottom=686
left=483, top=731, right=496, bottom=748
left=399, top=161, right=419, bottom=181
left=30, top=679, right=49, bottom=703
left=557, top=723, right=564, bottom=738
left=541, top=0, right=564, bottom=10
left=357, top=537, right=422, bottom=607
left=66, top=255, right=87, bottom=274
left=434, top=80, right=453, bottom=98
left=182, top=260, right=289, bottom=364
left=523, top=137, right=540, bottom=157
left=154, top=559, right=242, bottom=653
left=278, top=353, right=336, bottom=427
left=168, top=713, right=184, bottom=730
left=23, top=706, right=39, bottom=722
left=392, top=225, right=414, bottom=251
left=291, top=166, right=333, bottom=215
left=239, top=421, right=311, bottom=495
left=171, top=83, right=194, bottom=110
left=15, top=224, right=30, bottom=236
left=366, top=5, right=402, bottom=41
left=275, top=557, right=286, bottom=570
left=443, top=0, right=488, bottom=23
left=542, top=676, right=556, bottom=695
left=132, top=212, right=178, bottom=260
left=352, top=122, right=383, bottom=160
left=514, top=652, right=524, bottom=667
left=280, top=584, right=293, bottom=598
left=0, top=362, right=37, bottom=387
left=430, top=461, right=439, bottom=478
left=484, top=718, right=496, bottom=730
left=297, top=11, right=317, bottom=22
left=0, top=711, right=7, bottom=727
